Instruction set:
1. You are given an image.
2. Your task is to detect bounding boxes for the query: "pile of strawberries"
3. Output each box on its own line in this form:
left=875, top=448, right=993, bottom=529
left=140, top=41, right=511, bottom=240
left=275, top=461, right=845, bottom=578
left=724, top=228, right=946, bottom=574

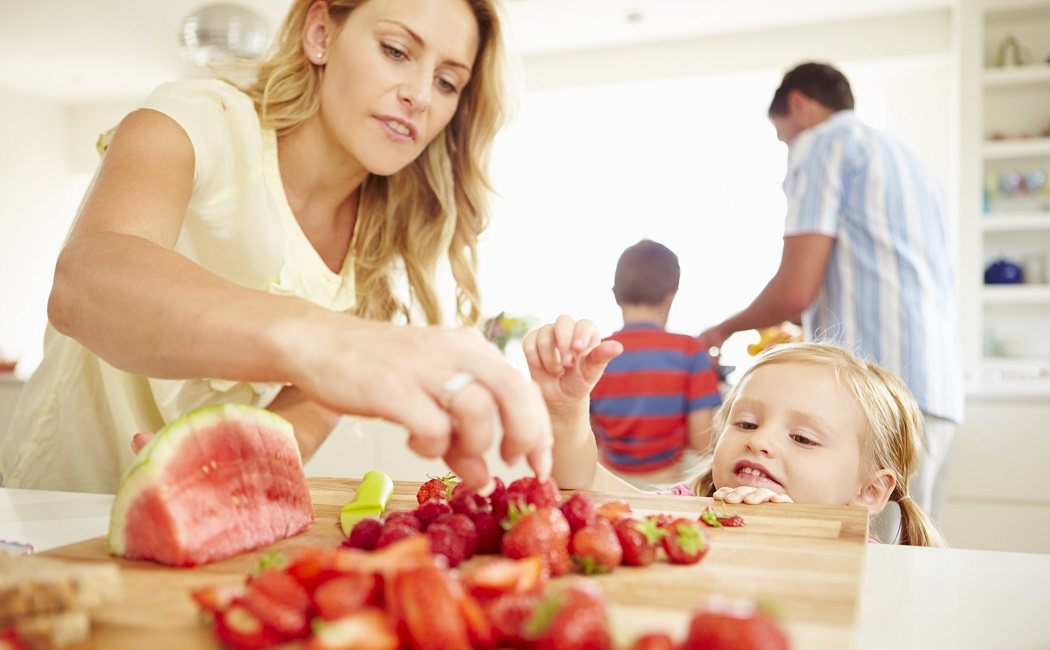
left=191, top=475, right=789, bottom=649
left=346, top=474, right=719, bottom=577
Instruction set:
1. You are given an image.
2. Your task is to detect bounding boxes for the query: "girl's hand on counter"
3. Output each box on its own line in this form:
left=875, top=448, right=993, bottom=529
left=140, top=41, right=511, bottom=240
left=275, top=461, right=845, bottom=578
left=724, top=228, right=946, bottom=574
left=713, top=486, right=794, bottom=505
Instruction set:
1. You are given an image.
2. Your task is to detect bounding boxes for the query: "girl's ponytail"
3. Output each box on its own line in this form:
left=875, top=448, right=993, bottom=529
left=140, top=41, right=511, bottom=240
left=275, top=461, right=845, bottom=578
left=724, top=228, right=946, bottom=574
left=895, top=494, right=947, bottom=548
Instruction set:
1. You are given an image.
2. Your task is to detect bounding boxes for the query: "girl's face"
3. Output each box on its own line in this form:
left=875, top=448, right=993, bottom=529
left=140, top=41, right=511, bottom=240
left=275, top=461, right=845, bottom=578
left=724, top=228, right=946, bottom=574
left=315, top=0, right=479, bottom=175
left=711, top=361, right=871, bottom=506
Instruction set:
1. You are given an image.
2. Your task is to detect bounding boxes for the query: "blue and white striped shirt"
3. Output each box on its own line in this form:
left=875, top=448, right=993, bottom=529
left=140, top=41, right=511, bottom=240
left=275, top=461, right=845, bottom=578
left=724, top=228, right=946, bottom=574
left=783, top=110, right=963, bottom=423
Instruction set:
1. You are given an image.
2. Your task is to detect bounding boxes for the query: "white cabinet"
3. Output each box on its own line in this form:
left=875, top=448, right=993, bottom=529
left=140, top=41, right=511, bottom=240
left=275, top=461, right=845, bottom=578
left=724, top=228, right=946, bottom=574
left=960, top=0, right=1050, bottom=395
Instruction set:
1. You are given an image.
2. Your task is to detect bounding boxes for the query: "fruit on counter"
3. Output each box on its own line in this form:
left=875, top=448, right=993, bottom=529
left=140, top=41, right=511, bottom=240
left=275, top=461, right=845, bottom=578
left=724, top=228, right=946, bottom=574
left=502, top=505, right=572, bottom=577
left=339, top=469, right=395, bottom=537
left=0, top=552, right=122, bottom=649
left=521, top=581, right=612, bottom=649
left=746, top=322, right=801, bottom=357
left=699, top=506, right=746, bottom=528
left=613, top=517, right=666, bottom=567
left=660, top=518, right=710, bottom=565
left=415, top=472, right=460, bottom=504
left=570, top=518, right=623, bottom=575
left=681, top=603, right=790, bottom=650
left=108, top=403, right=314, bottom=567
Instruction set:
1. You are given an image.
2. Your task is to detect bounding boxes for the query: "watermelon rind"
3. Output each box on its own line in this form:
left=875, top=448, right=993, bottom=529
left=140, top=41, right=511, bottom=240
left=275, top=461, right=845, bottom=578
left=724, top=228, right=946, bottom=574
left=107, top=403, right=298, bottom=556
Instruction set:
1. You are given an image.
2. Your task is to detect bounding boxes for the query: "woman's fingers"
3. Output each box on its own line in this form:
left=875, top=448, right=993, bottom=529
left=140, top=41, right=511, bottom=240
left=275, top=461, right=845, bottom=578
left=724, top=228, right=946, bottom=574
left=130, top=432, right=154, bottom=454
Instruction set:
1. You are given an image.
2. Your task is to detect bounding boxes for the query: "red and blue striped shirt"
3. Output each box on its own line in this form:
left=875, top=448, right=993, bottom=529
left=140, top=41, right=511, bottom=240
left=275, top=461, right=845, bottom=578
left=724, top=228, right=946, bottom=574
left=589, top=323, right=722, bottom=473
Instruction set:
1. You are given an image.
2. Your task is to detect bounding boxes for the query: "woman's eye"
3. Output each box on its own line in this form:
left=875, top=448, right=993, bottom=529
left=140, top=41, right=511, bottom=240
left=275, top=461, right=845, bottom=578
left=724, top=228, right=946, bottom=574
left=382, top=43, right=406, bottom=60
left=435, top=77, right=458, bottom=93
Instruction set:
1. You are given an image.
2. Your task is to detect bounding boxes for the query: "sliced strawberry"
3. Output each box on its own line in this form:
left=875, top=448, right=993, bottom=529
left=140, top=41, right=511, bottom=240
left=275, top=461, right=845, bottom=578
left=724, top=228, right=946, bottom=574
left=594, top=499, right=633, bottom=521
left=285, top=546, right=340, bottom=595
left=631, top=631, right=679, bottom=650
left=305, top=607, right=399, bottom=650
left=0, top=627, right=29, bottom=650
left=661, top=518, right=709, bottom=565
left=484, top=592, right=542, bottom=647
left=190, top=583, right=242, bottom=614
left=391, top=564, right=472, bottom=650
left=334, top=534, right=431, bottom=577
left=312, top=573, right=379, bottom=620
left=214, top=604, right=283, bottom=650
left=461, top=556, right=546, bottom=600
left=247, top=569, right=310, bottom=614
left=239, top=592, right=310, bottom=640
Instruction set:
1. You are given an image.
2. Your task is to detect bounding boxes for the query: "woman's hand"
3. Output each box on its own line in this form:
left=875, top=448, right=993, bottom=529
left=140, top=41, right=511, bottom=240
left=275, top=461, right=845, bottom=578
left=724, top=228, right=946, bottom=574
left=520, top=315, right=622, bottom=412
left=713, top=486, right=794, bottom=505
left=281, top=317, right=553, bottom=490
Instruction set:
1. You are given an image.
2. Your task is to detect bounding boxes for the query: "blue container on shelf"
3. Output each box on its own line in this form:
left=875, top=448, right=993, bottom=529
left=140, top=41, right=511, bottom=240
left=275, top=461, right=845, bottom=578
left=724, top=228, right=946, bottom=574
left=984, top=258, right=1024, bottom=284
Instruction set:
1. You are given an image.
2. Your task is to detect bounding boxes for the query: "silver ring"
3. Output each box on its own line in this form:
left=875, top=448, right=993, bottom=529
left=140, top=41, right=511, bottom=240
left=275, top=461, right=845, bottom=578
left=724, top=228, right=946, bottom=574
left=439, top=371, right=475, bottom=410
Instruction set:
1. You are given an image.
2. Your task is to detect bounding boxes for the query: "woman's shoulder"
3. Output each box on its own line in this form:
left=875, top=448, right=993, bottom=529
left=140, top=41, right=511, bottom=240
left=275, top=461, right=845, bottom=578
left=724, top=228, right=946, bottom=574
left=139, top=79, right=257, bottom=127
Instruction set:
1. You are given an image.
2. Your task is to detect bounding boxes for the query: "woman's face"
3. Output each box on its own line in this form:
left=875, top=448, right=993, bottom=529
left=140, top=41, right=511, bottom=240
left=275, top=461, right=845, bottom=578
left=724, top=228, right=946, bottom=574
left=711, top=361, right=870, bottom=506
left=316, top=0, right=479, bottom=175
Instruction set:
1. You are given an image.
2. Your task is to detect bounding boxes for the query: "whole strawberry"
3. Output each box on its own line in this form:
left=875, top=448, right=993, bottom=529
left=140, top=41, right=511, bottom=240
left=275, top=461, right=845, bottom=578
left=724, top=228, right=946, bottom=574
left=416, top=473, right=459, bottom=505
left=682, top=607, right=790, bottom=650
left=630, top=632, right=678, bottom=650
left=560, top=492, right=597, bottom=533
left=613, top=517, right=666, bottom=567
left=523, top=581, right=612, bottom=650
left=502, top=505, right=572, bottom=577
left=506, top=476, right=561, bottom=510
left=571, top=519, right=622, bottom=574
left=661, top=518, right=709, bottom=565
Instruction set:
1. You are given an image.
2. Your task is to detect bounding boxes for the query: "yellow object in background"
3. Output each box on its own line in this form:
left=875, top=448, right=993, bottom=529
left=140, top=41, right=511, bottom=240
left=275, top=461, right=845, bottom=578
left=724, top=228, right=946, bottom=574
left=747, top=323, right=802, bottom=356
left=339, top=470, right=395, bottom=537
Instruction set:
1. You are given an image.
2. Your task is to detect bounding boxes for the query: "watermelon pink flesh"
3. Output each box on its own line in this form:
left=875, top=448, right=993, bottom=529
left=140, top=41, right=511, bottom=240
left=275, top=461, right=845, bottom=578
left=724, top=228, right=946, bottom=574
left=118, top=409, right=313, bottom=566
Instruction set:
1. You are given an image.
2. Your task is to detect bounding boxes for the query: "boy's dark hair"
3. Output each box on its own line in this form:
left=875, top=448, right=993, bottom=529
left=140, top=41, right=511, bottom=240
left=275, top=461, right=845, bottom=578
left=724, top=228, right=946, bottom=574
left=768, top=62, right=855, bottom=116
left=613, top=239, right=680, bottom=306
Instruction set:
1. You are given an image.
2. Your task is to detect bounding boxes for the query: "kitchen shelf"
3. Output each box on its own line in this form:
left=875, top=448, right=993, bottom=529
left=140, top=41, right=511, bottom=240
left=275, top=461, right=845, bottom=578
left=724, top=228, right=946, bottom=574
left=984, top=64, right=1050, bottom=87
left=982, top=284, right=1050, bottom=303
left=983, top=137, right=1050, bottom=159
left=982, top=212, right=1050, bottom=231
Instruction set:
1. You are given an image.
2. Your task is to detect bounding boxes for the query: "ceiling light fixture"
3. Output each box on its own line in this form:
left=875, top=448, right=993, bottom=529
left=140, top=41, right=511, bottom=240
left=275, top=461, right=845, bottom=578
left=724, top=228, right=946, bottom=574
left=179, top=3, right=271, bottom=67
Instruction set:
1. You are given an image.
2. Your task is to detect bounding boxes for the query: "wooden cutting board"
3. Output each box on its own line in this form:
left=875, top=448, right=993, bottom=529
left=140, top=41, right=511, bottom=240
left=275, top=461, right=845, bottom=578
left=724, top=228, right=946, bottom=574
left=43, top=477, right=869, bottom=649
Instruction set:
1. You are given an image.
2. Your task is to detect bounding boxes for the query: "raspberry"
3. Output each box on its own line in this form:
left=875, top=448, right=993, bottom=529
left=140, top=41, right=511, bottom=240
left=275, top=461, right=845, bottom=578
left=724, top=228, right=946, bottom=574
left=343, top=517, right=383, bottom=550
left=375, top=521, right=420, bottom=549
left=435, top=513, right=479, bottom=559
left=383, top=510, right=422, bottom=531
left=426, top=522, right=468, bottom=567
left=470, top=511, right=504, bottom=555
left=560, top=492, right=596, bottom=533
left=413, top=498, right=453, bottom=530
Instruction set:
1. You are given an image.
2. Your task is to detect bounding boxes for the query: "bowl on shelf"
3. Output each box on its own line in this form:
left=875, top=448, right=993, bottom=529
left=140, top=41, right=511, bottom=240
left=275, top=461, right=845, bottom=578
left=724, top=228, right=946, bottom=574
left=984, top=258, right=1024, bottom=284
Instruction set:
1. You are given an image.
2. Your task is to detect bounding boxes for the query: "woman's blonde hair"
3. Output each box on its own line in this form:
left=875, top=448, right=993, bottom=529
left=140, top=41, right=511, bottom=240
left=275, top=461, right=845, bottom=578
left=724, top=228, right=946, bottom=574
left=237, top=0, right=507, bottom=326
left=690, top=342, right=946, bottom=547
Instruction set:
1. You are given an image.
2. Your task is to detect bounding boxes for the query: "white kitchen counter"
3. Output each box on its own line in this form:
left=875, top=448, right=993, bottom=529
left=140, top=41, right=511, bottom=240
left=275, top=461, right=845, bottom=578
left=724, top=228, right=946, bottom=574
left=2, top=487, right=1049, bottom=649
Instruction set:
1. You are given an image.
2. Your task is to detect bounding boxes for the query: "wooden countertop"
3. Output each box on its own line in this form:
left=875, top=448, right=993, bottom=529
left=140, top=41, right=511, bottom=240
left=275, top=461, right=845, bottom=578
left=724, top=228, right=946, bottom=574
left=41, top=477, right=870, bottom=648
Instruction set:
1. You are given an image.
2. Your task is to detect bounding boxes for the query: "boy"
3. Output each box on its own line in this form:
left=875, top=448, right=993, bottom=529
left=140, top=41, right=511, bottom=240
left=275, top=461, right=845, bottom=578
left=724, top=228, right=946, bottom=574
left=590, top=240, right=722, bottom=487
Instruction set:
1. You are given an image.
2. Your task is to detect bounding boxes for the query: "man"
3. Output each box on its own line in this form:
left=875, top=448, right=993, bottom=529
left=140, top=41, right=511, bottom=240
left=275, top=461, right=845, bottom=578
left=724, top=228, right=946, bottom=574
left=700, top=62, right=963, bottom=523
left=591, top=240, right=722, bottom=487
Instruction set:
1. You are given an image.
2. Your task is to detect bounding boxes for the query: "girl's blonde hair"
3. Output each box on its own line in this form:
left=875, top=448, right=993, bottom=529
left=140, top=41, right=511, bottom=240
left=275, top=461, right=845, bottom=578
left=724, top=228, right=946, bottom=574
left=690, top=342, right=946, bottom=547
left=237, top=0, right=507, bottom=326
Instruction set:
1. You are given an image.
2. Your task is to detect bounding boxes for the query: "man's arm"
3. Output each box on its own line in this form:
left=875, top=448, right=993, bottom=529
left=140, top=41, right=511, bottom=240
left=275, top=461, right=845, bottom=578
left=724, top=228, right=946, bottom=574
left=700, top=233, right=834, bottom=348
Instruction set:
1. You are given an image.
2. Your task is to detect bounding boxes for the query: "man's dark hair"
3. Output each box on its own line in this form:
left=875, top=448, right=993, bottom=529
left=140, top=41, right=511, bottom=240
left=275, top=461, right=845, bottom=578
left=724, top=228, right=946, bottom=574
left=768, top=62, right=855, bottom=116
left=612, top=239, right=680, bottom=306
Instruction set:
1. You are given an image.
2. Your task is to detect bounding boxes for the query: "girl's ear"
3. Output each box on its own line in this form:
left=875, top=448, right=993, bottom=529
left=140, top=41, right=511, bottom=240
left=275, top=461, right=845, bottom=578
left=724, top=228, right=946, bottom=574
left=851, top=469, right=895, bottom=517
left=303, top=0, right=331, bottom=63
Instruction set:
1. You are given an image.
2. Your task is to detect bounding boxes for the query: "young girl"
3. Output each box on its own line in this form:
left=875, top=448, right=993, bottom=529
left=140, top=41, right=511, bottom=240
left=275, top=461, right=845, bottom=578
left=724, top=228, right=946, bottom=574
left=522, top=317, right=945, bottom=547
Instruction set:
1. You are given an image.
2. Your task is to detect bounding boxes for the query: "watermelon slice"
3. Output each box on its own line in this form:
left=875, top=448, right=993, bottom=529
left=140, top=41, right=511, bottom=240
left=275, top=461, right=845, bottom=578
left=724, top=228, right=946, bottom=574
left=109, top=403, right=314, bottom=566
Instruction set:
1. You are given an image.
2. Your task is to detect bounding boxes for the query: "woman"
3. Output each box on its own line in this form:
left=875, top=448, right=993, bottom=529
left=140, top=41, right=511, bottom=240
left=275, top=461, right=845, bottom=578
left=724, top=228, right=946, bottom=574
left=0, top=0, right=550, bottom=493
